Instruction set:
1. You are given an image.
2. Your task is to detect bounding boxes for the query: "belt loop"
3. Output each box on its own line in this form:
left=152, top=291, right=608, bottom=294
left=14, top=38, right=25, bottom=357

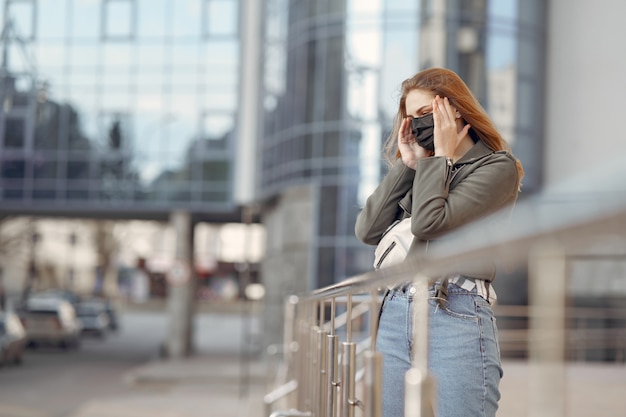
left=433, top=279, right=449, bottom=307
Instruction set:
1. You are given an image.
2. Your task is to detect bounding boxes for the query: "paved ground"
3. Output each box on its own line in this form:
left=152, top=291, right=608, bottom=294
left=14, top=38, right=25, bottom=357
left=61, top=302, right=626, bottom=417
left=65, top=355, right=626, bottom=417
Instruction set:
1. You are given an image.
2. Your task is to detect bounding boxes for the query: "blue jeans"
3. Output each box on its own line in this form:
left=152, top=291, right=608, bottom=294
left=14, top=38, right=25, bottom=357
left=376, top=283, right=503, bottom=417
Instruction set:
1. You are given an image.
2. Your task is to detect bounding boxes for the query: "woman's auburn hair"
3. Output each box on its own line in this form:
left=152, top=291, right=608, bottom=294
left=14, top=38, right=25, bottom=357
left=383, top=67, right=524, bottom=184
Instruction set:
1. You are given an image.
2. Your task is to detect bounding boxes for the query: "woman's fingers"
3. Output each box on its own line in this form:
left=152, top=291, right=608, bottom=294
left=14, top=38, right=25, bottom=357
left=433, top=96, right=456, bottom=124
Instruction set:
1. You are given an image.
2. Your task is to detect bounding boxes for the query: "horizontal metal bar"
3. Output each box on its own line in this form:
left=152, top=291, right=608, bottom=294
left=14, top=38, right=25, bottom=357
left=269, top=411, right=312, bottom=417
left=264, top=379, right=299, bottom=405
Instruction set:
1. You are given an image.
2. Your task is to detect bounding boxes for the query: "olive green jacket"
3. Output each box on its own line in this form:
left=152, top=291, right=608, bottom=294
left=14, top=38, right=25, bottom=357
left=355, top=140, right=520, bottom=281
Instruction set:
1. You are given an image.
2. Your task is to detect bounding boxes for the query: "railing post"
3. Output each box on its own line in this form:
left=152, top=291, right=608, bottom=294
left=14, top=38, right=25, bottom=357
left=326, top=298, right=339, bottom=417
left=364, top=288, right=382, bottom=417
left=405, top=275, right=436, bottom=417
left=326, top=332, right=339, bottom=417
left=340, top=294, right=356, bottom=417
left=340, top=341, right=357, bottom=417
left=528, top=241, right=566, bottom=417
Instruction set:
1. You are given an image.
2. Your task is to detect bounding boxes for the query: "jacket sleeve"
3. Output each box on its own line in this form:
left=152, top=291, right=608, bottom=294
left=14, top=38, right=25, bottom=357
left=355, top=159, right=415, bottom=245
left=411, top=154, right=519, bottom=240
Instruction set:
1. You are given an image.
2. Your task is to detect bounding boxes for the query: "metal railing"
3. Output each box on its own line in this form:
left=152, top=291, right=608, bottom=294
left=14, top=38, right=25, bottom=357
left=264, top=163, right=626, bottom=417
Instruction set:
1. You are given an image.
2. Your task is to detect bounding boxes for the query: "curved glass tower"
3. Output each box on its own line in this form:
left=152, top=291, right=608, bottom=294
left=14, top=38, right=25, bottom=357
left=259, top=0, right=545, bottom=294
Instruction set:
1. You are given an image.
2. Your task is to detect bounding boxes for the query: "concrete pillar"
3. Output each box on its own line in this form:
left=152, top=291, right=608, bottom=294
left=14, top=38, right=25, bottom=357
left=166, top=210, right=195, bottom=358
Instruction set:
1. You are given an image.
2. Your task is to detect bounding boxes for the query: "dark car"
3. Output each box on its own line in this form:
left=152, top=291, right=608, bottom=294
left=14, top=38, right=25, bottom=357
left=75, top=299, right=110, bottom=337
left=0, top=310, right=26, bottom=365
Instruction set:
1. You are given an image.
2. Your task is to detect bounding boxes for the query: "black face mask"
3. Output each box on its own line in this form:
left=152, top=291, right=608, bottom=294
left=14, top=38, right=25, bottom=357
left=410, top=113, right=435, bottom=151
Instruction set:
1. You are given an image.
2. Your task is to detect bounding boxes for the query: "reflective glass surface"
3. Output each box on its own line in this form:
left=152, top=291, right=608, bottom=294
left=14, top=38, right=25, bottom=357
left=0, top=0, right=240, bottom=214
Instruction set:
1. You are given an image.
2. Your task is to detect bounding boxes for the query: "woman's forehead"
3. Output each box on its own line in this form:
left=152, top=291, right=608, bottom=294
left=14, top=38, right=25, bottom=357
left=405, top=89, right=435, bottom=112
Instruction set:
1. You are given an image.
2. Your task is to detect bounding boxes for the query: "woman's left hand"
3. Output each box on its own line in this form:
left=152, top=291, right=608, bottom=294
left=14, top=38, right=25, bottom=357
left=432, top=96, right=471, bottom=158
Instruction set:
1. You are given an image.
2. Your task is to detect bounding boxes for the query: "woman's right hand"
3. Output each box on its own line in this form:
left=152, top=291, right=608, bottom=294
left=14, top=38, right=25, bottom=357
left=398, top=116, right=431, bottom=169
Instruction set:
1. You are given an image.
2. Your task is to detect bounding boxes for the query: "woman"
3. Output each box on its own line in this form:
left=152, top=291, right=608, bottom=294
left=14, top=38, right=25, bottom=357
left=355, top=67, right=523, bottom=417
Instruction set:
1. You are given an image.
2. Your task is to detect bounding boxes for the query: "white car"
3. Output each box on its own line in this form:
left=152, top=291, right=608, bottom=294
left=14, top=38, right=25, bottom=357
left=0, top=310, right=27, bottom=365
left=20, top=298, right=81, bottom=349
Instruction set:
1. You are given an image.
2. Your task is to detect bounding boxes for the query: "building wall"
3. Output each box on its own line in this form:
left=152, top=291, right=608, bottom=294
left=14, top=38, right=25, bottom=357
left=544, top=0, right=626, bottom=300
left=544, top=0, right=626, bottom=186
left=260, top=184, right=316, bottom=348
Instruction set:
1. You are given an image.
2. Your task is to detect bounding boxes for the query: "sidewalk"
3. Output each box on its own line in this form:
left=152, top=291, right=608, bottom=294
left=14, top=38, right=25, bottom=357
left=68, top=353, right=267, bottom=417
left=67, top=355, right=626, bottom=417
left=64, top=304, right=626, bottom=417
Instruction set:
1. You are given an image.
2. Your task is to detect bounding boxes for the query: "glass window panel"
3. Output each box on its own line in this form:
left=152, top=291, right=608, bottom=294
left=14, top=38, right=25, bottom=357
left=98, top=111, right=132, bottom=150
left=136, top=114, right=177, bottom=155
left=6, top=0, right=35, bottom=39
left=204, top=0, right=238, bottom=37
left=73, top=109, right=98, bottom=143
left=101, top=93, right=132, bottom=111
left=135, top=73, right=164, bottom=92
left=37, top=0, right=68, bottom=39
left=67, top=92, right=100, bottom=113
left=103, top=44, right=133, bottom=68
left=137, top=0, right=166, bottom=39
left=104, top=0, right=135, bottom=39
left=135, top=93, right=165, bottom=115
left=487, top=35, right=516, bottom=70
left=173, top=0, right=202, bottom=38
left=102, top=70, right=132, bottom=88
left=67, top=158, right=90, bottom=180
left=135, top=157, right=166, bottom=186
left=172, top=43, right=201, bottom=68
left=4, top=116, right=26, bottom=148
left=71, top=0, right=99, bottom=39
left=171, top=68, right=200, bottom=90
left=203, top=92, right=236, bottom=110
left=167, top=97, right=197, bottom=125
left=7, top=44, right=33, bottom=74
left=205, top=39, right=238, bottom=65
left=34, top=114, right=60, bottom=150
left=201, top=160, right=229, bottom=181
left=33, top=160, right=58, bottom=179
left=489, top=0, right=518, bottom=20
left=138, top=44, right=165, bottom=69
left=202, top=112, right=233, bottom=141
left=33, top=185, right=56, bottom=200
left=68, top=45, right=99, bottom=70
left=35, top=43, right=65, bottom=70
left=162, top=117, right=194, bottom=154
left=346, top=70, right=378, bottom=122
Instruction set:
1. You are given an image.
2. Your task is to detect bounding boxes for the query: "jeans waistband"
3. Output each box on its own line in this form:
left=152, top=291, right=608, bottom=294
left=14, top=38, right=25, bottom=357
left=389, top=279, right=478, bottom=298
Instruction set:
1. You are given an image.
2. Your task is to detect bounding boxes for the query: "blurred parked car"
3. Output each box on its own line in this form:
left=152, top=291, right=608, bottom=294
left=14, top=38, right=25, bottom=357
left=0, top=310, right=26, bottom=365
left=27, top=289, right=80, bottom=309
left=76, top=299, right=110, bottom=337
left=19, top=298, right=81, bottom=349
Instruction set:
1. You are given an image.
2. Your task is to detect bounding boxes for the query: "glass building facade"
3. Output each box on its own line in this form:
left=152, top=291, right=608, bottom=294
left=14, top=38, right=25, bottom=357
left=0, top=0, right=242, bottom=220
left=260, top=0, right=545, bottom=288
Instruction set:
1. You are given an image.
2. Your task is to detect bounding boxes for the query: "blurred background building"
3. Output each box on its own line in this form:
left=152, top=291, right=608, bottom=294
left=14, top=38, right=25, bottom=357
left=1, top=0, right=625, bottom=358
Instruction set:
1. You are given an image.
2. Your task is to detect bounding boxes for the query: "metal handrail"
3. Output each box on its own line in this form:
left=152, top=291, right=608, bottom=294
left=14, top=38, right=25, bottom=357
left=265, top=161, right=626, bottom=417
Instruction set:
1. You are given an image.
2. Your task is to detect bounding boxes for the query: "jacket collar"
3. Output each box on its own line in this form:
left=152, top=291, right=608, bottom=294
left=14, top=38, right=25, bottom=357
left=455, top=139, right=493, bottom=165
